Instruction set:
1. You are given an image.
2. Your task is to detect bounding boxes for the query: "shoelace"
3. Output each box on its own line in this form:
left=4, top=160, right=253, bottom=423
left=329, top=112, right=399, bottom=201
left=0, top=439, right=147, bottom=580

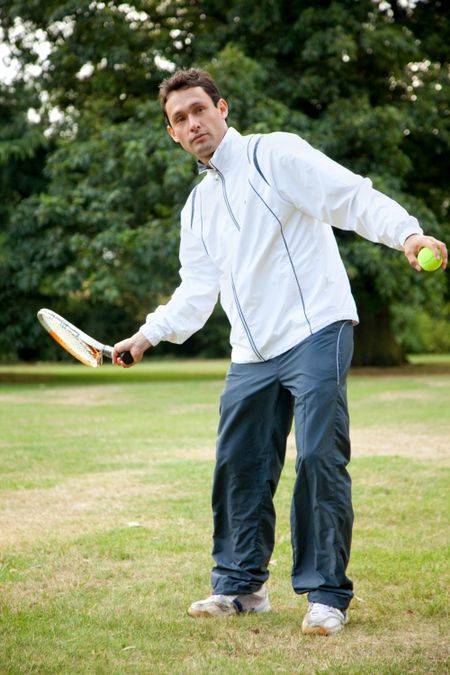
left=207, top=594, right=243, bottom=613
left=309, top=603, right=344, bottom=619
left=206, top=594, right=250, bottom=613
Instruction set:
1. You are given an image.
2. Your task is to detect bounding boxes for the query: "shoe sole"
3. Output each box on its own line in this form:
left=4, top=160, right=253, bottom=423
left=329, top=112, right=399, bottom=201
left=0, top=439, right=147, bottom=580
left=187, top=607, right=236, bottom=618
left=302, top=624, right=334, bottom=636
left=188, top=604, right=271, bottom=618
left=301, top=621, right=346, bottom=636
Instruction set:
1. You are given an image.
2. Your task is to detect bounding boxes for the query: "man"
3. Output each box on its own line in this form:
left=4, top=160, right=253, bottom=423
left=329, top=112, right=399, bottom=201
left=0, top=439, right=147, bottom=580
left=112, top=69, right=447, bottom=635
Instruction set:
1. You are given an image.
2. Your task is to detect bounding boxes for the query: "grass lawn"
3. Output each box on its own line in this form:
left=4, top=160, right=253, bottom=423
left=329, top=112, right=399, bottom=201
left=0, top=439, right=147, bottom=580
left=0, top=358, right=449, bottom=674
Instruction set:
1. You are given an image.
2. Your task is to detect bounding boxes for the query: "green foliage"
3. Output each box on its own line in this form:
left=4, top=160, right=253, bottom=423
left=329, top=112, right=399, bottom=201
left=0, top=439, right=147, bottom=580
left=1, top=99, right=196, bottom=355
left=0, top=0, right=449, bottom=363
left=392, top=302, right=450, bottom=354
left=0, top=81, right=49, bottom=219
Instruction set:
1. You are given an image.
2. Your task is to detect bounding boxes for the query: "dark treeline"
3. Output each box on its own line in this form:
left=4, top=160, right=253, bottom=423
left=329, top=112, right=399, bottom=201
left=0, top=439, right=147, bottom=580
left=0, top=0, right=449, bottom=364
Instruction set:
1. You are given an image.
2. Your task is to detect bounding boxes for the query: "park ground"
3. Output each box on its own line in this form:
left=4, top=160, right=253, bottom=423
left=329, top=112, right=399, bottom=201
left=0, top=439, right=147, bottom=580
left=0, top=357, right=449, bottom=674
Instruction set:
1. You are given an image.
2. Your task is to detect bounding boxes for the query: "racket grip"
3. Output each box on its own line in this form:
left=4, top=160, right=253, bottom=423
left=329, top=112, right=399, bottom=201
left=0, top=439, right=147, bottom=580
left=120, top=351, right=134, bottom=365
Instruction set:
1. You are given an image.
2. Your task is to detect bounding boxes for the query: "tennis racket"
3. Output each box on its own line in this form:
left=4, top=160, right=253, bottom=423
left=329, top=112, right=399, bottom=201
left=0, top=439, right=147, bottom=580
left=37, top=308, right=133, bottom=368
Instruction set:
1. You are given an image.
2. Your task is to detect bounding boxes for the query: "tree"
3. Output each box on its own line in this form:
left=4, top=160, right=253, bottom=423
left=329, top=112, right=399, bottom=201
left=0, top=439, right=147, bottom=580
left=0, top=0, right=448, bottom=363
left=181, top=0, right=450, bottom=364
left=0, top=76, right=53, bottom=359
left=0, top=2, right=198, bottom=356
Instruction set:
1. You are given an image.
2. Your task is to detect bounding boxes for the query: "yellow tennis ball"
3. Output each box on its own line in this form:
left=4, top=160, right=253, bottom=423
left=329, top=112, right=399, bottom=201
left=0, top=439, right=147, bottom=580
left=417, top=247, right=443, bottom=272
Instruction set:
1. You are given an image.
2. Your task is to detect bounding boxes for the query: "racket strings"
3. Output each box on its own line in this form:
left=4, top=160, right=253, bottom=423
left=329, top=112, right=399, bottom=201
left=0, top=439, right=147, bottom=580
left=43, top=314, right=102, bottom=367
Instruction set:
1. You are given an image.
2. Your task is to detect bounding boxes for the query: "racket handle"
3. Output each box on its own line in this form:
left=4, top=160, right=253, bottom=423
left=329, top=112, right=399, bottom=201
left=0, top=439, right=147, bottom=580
left=120, top=351, right=134, bottom=365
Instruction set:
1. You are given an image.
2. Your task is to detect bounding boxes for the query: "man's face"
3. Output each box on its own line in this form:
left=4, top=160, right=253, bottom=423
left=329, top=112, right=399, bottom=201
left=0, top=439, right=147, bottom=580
left=165, top=86, right=228, bottom=165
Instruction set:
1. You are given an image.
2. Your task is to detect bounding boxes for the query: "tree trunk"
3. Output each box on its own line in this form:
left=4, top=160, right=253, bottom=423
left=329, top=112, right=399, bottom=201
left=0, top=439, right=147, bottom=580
left=352, top=300, right=407, bottom=367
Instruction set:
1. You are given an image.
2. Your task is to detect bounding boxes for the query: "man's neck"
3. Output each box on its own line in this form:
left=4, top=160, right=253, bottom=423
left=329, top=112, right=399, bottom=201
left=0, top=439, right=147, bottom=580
left=196, top=127, right=229, bottom=167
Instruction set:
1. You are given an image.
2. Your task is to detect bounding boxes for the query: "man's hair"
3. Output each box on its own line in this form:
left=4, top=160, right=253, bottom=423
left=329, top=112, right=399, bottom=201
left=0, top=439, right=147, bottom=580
left=159, top=68, right=222, bottom=125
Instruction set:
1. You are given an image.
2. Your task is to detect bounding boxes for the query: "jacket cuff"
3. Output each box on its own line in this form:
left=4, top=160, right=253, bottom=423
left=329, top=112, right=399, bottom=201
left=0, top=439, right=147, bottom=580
left=399, top=221, right=423, bottom=247
left=138, top=323, right=162, bottom=348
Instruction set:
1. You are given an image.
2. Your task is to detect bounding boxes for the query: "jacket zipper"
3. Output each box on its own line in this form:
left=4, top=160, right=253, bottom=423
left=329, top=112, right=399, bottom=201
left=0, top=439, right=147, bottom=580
left=209, top=163, right=264, bottom=361
left=209, top=162, right=241, bottom=232
left=231, top=274, right=265, bottom=362
left=248, top=178, right=313, bottom=336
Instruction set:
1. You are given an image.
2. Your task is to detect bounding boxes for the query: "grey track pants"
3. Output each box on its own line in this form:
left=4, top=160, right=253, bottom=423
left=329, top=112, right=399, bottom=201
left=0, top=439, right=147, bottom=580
left=211, top=320, right=354, bottom=610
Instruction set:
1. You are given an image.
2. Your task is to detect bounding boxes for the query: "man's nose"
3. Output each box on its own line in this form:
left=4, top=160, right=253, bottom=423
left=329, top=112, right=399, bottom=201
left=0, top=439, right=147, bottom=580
left=189, top=115, right=200, bottom=129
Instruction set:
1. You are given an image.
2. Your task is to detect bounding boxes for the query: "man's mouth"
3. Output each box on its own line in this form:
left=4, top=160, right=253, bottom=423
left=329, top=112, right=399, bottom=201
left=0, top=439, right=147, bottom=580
left=192, top=132, right=208, bottom=143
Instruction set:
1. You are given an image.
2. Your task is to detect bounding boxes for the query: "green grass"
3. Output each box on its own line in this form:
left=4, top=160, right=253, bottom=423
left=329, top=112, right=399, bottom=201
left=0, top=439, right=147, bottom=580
left=0, top=359, right=449, bottom=674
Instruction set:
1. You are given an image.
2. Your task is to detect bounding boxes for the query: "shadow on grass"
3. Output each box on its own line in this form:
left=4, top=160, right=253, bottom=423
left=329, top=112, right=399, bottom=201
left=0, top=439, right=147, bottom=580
left=1, top=355, right=450, bottom=385
left=0, top=359, right=229, bottom=385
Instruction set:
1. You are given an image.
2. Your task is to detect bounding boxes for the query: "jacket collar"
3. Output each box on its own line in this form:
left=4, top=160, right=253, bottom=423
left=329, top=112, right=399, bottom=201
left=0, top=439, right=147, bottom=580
left=197, top=127, right=244, bottom=174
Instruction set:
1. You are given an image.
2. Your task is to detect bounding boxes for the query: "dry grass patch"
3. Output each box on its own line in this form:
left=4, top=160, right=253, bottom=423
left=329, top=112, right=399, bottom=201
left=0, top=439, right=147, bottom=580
left=0, top=385, right=126, bottom=406
left=0, top=470, right=174, bottom=548
left=169, top=402, right=217, bottom=414
left=286, top=428, right=448, bottom=461
left=350, top=427, right=449, bottom=461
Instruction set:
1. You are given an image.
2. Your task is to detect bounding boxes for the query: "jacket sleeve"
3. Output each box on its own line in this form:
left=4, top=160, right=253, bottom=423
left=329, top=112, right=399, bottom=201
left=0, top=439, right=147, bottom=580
left=139, top=222, right=220, bottom=347
left=263, top=132, right=422, bottom=250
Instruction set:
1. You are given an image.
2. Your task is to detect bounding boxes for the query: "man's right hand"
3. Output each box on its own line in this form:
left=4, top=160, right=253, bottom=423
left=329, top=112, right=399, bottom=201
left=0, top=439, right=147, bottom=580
left=112, top=331, right=151, bottom=368
left=403, top=233, right=447, bottom=271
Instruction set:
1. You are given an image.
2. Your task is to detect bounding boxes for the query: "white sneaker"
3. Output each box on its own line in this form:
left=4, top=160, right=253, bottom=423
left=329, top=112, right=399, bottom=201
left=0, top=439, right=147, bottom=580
left=301, top=602, right=349, bottom=635
left=187, top=584, right=270, bottom=618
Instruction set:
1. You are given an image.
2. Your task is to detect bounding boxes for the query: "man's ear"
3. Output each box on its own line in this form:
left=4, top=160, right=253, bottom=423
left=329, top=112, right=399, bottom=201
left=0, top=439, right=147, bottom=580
left=167, top=125, right=179, bottom=143
left=218, top=98, right=228, bottom=119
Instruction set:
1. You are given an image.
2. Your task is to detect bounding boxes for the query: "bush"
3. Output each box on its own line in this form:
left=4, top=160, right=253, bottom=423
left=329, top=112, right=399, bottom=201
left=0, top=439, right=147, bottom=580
left=392, top=303, right=450, bottom=354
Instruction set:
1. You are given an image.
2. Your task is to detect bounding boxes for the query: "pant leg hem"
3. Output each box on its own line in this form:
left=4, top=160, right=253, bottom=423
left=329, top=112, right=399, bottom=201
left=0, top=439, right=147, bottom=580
left=306, top=590, right=353, bottom=611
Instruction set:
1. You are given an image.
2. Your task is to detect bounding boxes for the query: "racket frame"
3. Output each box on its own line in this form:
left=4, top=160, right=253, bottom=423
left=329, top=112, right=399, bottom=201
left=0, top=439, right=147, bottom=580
left=37, top=308, right=116, bottom=368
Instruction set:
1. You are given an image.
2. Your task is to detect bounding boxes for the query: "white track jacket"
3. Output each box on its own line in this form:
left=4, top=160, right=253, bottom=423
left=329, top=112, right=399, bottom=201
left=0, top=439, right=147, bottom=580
left=140, top=127, right=422, bottom=363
